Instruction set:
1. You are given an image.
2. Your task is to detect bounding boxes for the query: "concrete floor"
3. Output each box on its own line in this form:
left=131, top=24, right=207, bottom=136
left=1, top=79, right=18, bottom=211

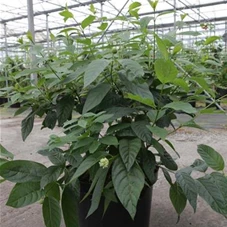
left=0, top=109, right=227, bottom=227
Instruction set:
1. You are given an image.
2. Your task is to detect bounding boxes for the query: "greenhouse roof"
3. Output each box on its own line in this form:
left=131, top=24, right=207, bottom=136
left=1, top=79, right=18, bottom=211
left=0, top=0, right=227, bottom=57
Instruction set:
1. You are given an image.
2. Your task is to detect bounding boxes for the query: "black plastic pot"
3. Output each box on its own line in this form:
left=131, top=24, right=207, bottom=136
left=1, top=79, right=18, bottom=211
left=79, top=185, right=152, bottom=227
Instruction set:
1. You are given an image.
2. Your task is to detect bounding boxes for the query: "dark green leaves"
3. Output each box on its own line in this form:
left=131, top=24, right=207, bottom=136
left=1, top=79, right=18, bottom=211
left=154, top=59, right=178, bottom=84
left=131, top=121, right=152, bottom=144
left=112, top=157, right=145, bottom=219
left=141, top=150, right=157, bottom=185
left=82, top=83, right=111, bottom=114
left=0, top=144, right=14, bottom=160
left=56, top=95, right=74, bottom=126
left=119, top=138, right=141, bottom=171
left=43, top=197, right=61, bottom=227
left=62, top=185, right=79, bottom=227
left=99, top=136, right=118, bottom=146
left=0, top=160, right=46, bottom=183
left=84, top=59, right=110, bottom=87
left=42, top=111, right=57, bottom=130
left=6, top=182, right=44, bottom=208
left=118, top=59, right=144, bottom=79
left=87, top=167, right=109, bottom=217
left=196, top=175, right=227, bottom=214
left=170, top=183, right=187, bottom=215
left=70, top=151, right=107, bottom=182
left=40, top=166, right=63, bottom=188
left=198, top=144, right=225, bottom=171
left=164, top=101, right=197, bottom=114
left=176, top=172, right=197, bottom=212
left=21, top=112, right=35, bottom=141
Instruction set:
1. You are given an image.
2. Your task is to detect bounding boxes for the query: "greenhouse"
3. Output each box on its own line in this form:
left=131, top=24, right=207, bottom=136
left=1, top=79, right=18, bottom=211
left=0, top=1, right=227, bottom=227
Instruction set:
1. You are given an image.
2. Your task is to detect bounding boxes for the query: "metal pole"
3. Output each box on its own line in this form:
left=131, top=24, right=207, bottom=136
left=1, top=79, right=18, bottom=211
left=173, top=0, right=176, bottom=30
left=225, top=21, right=227, bottom=52
left=46, top=14, right=50, bottom=53
left=27, top=0, right=37, bottom=83
left=4, top=23, right=9, bottom=101
left=100, top=2, right=104, bottom=44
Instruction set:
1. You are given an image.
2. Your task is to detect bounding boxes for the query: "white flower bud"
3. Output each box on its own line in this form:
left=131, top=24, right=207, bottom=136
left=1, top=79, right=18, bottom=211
left=99, top=158, right=109, bottom=169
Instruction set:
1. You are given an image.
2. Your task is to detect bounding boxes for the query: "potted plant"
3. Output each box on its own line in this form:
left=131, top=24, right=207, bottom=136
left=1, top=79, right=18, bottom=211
left=0, top=2, right=226, bottom=227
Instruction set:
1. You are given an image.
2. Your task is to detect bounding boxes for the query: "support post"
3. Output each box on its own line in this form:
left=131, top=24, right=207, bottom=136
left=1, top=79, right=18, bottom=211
left=173, top=0, right=177, bottom=30
left=27, top=0, right=37, bottom=83
left=46, top=14, right=50, bottom=53
left=4, top=23, right=9, bottom=100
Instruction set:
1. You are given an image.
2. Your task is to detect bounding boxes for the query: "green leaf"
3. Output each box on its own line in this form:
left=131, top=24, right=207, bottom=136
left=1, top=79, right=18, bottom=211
left=81, top=15, right=96, bottom=29
left=94, top=114, right=113, bottom=123
left=141, top=150, right=157, bottom=185
left=162, top=168, right=173, bottom=185
left=172, top=43, right=183, bottom=55
left=196, top=175, right=227, bottom=214
left=147, top=110, right=166, bottom=122
left=0, top=160, right=46, bottom=183
left=170, top=182, right=187, bottom=215
left=197, top=144, right=225, bottom=171
left=118, top=59, right=144, bottom=78
left=147, top=125, right=168, bottom=140
left=177, top=31, right=201, bottom=36
left=89, top=4, right=96, bottom=14
left=62, top=185, right=79, bottom=227
left=98, top=22, right=108, bottom=31
left=21, top=112, right=34, bottom=141
left=210, top=172, right=227, bottom=203
left=106, top=107, right=136, bottom=122
left=6, top=182, right=44, bottom=208
left=154, top=59, right=178, bottom=84
left=84, top=59, right=110, bottom=87
left=204, top=36, right=220, bottom=45
left=59, top=9, right=74, bottom=22
left=100, top=136, right=118, bottom=146
left=112, top=157, right=145, bottom=219
left=176, top=172, right=197, bottom=212
left=164, top=101, right=197, bottom=114
left=191, top=159, right=208, bottom=172
left=82, top=83, right=111, bottom=114
left=125, top=93, right=155, bottom=108
left=129, top=2, right=141, bottom=11
left=44, top=182, right=60, bottom=201
left=47, top=149, right=65, bottom=166
left=87, top=167, right=109, bottom=217
left=89, top=141, right=100, bottom=154
left=140, top=16, right=153, bottom=30
left=152, top=139, right=178, bottom=171
left=42, top=111, right=57, bottom=130
left=70, top=151, right=107, bottom=183
left=119, top=138, right=141, bottom=171
left=172, top=78, right=189, bottom=92
left=40, top=166, right=63, bottom=188
left=43, top=197, right=61, bottom=227
left=14, top=106, right=30, bottom=116
left=0, top=144, right=14, bottom=160
left=56, top=95, right=74, bottom=126
left=131, top=121, right=152, bottom=144
left=155, top=35, right=169, bottom=60
left=182, top=119, right=205, bottom=130
left=122, top=77, right=155, bottom=106
left=0, top=158, right=8, bottom=166
left=148, top=0, right=158, bottom=10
